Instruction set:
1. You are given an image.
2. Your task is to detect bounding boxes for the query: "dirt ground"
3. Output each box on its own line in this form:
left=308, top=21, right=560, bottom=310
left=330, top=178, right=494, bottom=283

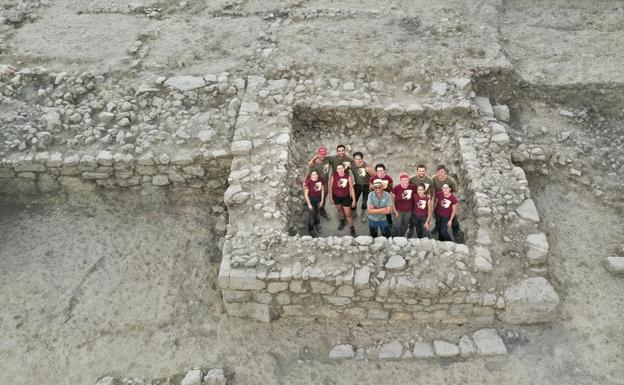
left=1, top=0, right=624, bottom=384
left=0, top=181, right=622, bottom=385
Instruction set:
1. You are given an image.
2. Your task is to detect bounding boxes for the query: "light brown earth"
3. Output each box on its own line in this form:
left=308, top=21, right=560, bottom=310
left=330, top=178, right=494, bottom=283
left=1, top=0, right=623, bottom=384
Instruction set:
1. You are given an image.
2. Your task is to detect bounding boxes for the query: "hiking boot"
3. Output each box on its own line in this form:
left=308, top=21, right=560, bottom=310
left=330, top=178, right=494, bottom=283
left=350, top=227, right=356, bottom=237
left=315, top=224, right=322, bottom=233
left=319, top=208, right=329, bottom=220
left=310, top=229, right=318, bottom=238
left=337, top=220, right=347, bottom=231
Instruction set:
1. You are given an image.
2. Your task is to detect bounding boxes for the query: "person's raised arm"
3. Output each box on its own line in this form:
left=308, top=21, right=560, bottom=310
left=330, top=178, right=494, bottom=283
left=307, top=155, right=317, bottom=169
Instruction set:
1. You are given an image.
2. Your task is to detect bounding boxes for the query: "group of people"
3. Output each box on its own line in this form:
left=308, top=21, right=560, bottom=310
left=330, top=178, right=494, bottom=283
left=302, top=145, right=464, bottom=243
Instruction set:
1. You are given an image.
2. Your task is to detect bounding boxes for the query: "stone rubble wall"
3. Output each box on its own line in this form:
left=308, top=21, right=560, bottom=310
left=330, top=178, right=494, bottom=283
left=0, top=149, right=232, bottom=197
left=220, top=234, right=509, bottom=324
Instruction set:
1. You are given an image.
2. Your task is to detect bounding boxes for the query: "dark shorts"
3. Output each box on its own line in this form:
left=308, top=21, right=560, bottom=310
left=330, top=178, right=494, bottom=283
left=332, top=195, right=353, bottom=206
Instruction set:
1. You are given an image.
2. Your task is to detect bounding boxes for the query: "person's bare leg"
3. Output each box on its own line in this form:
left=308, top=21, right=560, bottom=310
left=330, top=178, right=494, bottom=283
left=344, top=206, right=353, bottom=226
left=335, top=204, right=344, bottom=221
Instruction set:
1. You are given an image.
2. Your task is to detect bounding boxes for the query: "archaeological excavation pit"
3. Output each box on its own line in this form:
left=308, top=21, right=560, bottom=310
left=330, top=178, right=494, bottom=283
left=219, top=86, right=560, bottom=324
left=285, top=102, right=470, bottom=237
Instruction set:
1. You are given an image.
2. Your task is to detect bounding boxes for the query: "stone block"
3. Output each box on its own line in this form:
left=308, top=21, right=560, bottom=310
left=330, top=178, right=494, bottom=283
left=164, top=76, right=205, bottom=91
left=253, top=292, right=273, bottom=304
left=433, top=340, right=460, bottom=357
left=14, top=163, right=45, bottom=172
left=378, top=341, right=403, bottom=360
left=605, top=256, right=624, bottom=275
left=499, top=277, right=559, bottom=324
left=458, top=335, right=477, bottom=357
left=152, top=174, right=170, bottom=186
left=290, top=280, right=307, bottom=293
left=343, top=307, right=366, bottom=319
left=385, top=255, right=406, bottom=271
left=231, top=140, right=253, bottom=155
left=96, top=377, right=121, bottom=385
left=516, top=199, right=540, bottom=222
left=0, top=167, right=15, bottom=178
left=354, top=266, right=370, bottom=289
left=472, top=328, right=507, bottom=355
left=310, top=281, right=335, bottom=294
left=229, top=268, right=265, bottom=290
left=204, top=368, right=227, bottom=385
left=323, top=295, right=352, bottom=306
left=412, top=342, right=435, bottom=358
left=37, top=173, right=60, bottom=193
left=267, top=282, right=289, bottom=294
left=367, top=309, right=389, bottom=320
left=491, top=132, right=510, bottom=145
left=96, top=151, right=113, bottom=166
left=181, top=369, right=203, bottom=385
left=355, top=236, right=373, bottom=245
left=493, top=105, right=510, bottom=121
left=276, top=293, right=291, bottom=305
left=224, top=302, right=276, bottom=322
left=475, top=96, right=494, bottom=117
left=329, top=344, right=355, bottom=359
left=474, top=256, right=493, bottom=272
left=336, top=285, right=355, bottom=297
left=527, top=233, right=549, bottom=265
left=222, top=289, right=251, bottom=303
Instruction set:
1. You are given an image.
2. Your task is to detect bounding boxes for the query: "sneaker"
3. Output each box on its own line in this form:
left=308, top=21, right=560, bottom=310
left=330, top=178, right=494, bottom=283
left=337, top=220, right=347, bottom=231
left=310, top=229, right=318, bottom=238
left=361, top=215, right=367, bottom=223
left=350, top=227, right=356, bottom=237
left=319, top=208, right=329, bottom=220
left=315, top=224, right=322, bottom=233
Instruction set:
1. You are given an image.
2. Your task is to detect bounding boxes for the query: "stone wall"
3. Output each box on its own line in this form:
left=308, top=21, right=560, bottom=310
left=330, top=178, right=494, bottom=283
left=219, top=75, right=559, bottom=325
left=221, top=234, right=504, bottom=323
left=0, top=148, right=231, bottom=197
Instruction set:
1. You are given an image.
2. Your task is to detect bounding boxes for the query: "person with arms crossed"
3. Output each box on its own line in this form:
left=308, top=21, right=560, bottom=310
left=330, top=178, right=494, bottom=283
left=367, top=179, right=392, bottom=238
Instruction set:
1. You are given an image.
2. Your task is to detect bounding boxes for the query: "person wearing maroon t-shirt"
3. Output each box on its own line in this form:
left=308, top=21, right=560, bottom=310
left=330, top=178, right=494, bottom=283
left=391, top=173, right=415, bottom=237
left=303, top=170, right=325, bottom=237
left=328, top=164, right=357, bottom=236
left=411, top=183, right=433, bottom=239
left=370, top=163, right=394, bottom=225
left=434, top=183, right=459, bottom=242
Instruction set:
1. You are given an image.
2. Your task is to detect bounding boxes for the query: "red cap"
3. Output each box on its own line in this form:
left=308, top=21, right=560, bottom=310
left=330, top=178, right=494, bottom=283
left=399, top=172, right=409, bottom=179
left=317, top=147, right=328, bottom=155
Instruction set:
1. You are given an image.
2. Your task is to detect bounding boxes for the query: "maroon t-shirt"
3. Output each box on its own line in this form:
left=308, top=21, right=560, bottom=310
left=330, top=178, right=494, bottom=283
left=413, top=194, right=431, bottom=217
left=304, top=177, right=325, bottom=199
left=435, top=191, right=458, bottom=218
left=371, top=175, right=394, bottom=192
left=332, top=172, right=350, bottom=198
left=391, top=183, right=415, bottom=212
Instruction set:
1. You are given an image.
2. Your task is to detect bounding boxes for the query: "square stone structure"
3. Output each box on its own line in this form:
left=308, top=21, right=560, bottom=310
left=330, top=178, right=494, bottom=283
left=219, top=77, right=559, bottom=324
